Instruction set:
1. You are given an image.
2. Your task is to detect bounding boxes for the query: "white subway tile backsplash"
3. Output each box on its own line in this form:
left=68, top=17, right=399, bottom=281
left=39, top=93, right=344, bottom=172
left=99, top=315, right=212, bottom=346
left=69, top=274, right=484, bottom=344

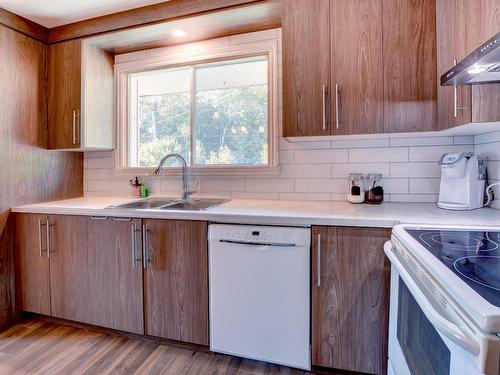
left=474, top=131, right=500, bottom=145
left=390, top=163, right=441, bottom=178
left=332, top=138, right=389, bottom=149
left=295, top=178, right=345, bottom=193
left=410, top=179, right=441, bottom=194
left=409, top=145, right=473, bottom=162
left=349, top=147, right=408, bottom=163
left=390, top=194, right=439, bottom=203
left=390, top=136, right=453, bottom=147
left=383, top=179, right=409, bottom=194
left=454, top=136, right=474, bottom=145
left=476, top=142, right=500, bottom=161
left=246, top=178, right=294, bottom=193
left=280, top=163, right=331, bottom=178
left=85, top=157, right=114, bottom=170
left=278, top=150, right=294, bottom=164
left=294, top=149, right=348, bottom=164
left=279, top=192, right=332, bottom=201
left=331, top=163, right=390, bottom=178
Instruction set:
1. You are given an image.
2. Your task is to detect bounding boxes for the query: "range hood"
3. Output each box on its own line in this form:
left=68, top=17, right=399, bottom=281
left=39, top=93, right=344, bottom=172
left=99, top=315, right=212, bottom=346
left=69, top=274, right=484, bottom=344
left=441, top=32, right=500, bottom=86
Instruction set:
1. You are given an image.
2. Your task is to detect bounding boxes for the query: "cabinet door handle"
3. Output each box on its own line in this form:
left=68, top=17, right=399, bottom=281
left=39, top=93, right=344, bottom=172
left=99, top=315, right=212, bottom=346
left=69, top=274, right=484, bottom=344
left=38, top=219, right=46, bottom=257
left=453, top=59, right=465, bottom=118
left=335, top=83, right=340, bottom=130
left=131, top=224, right=137, bottom=269
left=322, top=85, right=328, bottom=130
left=72, top=110, right=78, bottom=145
left=113, top=217, right=132, bottom=222
left=46, top=220, right=51, bottom=259
left=317, top=233, right=321, bottom=287
left=142, top=224, right=149, bottom=269
left=90, top=216, right=108, bottom=220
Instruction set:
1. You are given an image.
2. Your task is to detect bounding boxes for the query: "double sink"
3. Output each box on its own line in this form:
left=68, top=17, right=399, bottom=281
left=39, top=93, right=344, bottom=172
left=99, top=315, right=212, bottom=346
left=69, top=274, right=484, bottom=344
left=108, top=197, right=228, bottom=211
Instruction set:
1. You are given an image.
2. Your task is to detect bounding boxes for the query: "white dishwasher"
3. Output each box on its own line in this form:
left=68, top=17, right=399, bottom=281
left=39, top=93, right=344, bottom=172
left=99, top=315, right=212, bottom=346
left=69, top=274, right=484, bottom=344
left=208, top=224, right=311, bottom=370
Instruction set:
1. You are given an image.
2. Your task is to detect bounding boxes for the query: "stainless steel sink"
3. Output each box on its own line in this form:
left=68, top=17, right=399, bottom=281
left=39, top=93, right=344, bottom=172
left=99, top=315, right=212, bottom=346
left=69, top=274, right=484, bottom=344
left=158, top=198, right=228, bottom=211
left=108, top=197, right=178, bottom=209
left=108, top=197, right=228, bottom=211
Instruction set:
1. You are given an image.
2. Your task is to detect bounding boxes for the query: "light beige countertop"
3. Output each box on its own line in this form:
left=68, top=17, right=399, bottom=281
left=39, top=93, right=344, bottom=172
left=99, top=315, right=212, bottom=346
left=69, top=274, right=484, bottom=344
left=11, top=196, right=500, bottom=228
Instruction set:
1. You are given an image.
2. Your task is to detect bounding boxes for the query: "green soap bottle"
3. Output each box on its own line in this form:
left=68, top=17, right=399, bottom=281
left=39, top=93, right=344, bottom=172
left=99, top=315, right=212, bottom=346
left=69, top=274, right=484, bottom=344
left=140, top=183, right=149, bottom=198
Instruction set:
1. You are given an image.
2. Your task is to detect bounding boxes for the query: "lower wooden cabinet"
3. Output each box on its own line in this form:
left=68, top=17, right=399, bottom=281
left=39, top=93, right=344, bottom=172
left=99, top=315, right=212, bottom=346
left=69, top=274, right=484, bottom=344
left=143, top=219, right=209, bottom=345
left=15, top=214, right=51, bottom=315
left=15, top=214, right=209, bottom=345
left=86, top=217, right=144, bottom=334
left=311, top=226, right=391, bottom=375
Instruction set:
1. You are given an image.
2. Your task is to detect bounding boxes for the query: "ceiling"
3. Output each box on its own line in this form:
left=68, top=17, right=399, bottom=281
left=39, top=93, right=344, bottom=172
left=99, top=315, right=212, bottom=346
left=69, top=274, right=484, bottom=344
left=0, top=0, right=170, bottom=28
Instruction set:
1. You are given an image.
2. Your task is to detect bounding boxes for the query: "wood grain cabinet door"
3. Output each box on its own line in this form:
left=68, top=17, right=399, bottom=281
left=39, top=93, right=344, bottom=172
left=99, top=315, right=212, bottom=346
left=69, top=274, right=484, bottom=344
left=47, top=39, right=82, bottom=150
left=48, top=215, right=89, bottom=323
left=143, top=219, right=208, bottom=345
left=436, top=0, right=472, bottom=129
left=466, top=0, right=500, bottom=123
left=330, top=0, right=384, bottom=135
left=15, top=214, right=51, bottom=315
left=86, top=217, right=144, bottom=334
left=383, top=0, right=438, bottom=133
left=282, top=0, right=331, bottom=137
left=311, top=226, right=391, bottom=375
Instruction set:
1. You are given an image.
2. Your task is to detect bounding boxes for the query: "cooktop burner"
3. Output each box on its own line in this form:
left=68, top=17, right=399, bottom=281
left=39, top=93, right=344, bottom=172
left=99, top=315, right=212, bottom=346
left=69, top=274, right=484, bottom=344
left=406, top=229, right=500, bottom=308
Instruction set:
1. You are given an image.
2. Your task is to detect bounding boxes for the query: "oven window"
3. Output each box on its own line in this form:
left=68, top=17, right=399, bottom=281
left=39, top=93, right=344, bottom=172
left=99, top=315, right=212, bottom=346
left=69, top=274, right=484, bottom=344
left=397, top=278, right=451, bottom=375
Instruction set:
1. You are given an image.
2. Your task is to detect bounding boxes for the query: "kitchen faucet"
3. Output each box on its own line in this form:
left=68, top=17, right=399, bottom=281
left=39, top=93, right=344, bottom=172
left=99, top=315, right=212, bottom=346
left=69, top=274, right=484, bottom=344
left=153, top=153, right=194, bottom=201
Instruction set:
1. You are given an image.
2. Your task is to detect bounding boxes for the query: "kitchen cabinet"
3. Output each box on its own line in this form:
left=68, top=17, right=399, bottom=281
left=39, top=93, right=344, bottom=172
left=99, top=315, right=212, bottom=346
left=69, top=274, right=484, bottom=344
left=465, top=0, right=500, bottom=123
left=86, top=217, right=144, bottom=334
left=330, top=0, right=384, bottom=135
left=311, top=226, right=391, bottom=375
left=282, top=0, right=330, bottom=137
left=48, top=39, right=114, bottom=150
left=383, top=0, right=438, bottom=133
left=14, top=214, right=51, bottom=316
left=436, top=0, right=471, bottom=128
left=436, top=0, right=500, bottom=127
left=143, top=219, right=209, bottom=345
left=283, top=0, right=437, bottom=137
left=48, top=215, right=89, bottom=323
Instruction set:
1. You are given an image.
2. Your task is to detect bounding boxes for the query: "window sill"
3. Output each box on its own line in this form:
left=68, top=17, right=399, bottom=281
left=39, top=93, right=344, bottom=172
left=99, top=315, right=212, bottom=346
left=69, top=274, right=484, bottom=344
left=112, top=165, right=281, bottom=177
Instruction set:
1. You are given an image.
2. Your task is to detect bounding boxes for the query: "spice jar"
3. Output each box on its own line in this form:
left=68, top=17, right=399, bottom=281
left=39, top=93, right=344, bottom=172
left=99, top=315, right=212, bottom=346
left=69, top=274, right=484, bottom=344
left=347, top=174, right=365, bottom=204
left=364, top=174, right=384, bottom=204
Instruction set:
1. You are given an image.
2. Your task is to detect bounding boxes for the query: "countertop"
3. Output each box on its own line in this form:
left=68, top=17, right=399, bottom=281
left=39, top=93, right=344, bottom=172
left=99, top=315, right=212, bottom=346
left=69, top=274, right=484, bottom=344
left=11, top=196, right=500, bottom=228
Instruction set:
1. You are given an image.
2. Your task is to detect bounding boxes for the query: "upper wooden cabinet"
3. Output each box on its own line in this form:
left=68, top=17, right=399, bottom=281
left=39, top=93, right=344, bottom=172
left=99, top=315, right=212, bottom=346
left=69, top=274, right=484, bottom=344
left=383, top=0, right=438, bottom=133
left=331, top=0, right=384, bottom=135
left=311, top=226, right=391, bottom=375
left=48, top=40, right=114, bottom=150
left=436, top=0, right=500, bottom=127
left=143, top=219, right=209, bottom=345
left=282, top=0, right=330, bottom=137
left=283, top=0, right=437, bottom=137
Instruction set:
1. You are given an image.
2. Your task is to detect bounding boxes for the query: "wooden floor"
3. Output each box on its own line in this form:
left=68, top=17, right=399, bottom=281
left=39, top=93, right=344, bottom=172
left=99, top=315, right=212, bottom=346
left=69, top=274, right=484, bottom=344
left=0, top=319, right=348, bottom=375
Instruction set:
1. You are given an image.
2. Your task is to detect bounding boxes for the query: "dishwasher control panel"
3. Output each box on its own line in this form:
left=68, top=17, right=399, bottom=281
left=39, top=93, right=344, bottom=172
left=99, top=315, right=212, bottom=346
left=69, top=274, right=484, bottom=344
left=209, top=224, right=311, bottom=247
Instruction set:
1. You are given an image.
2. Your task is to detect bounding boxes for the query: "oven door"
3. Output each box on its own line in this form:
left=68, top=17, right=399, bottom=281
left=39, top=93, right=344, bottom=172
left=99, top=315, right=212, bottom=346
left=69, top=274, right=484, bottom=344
left=385, top=242, right=499, bottom=375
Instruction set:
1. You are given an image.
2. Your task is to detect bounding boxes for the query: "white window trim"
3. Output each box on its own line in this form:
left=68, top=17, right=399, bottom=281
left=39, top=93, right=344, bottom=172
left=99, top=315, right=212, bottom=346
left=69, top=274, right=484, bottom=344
left=114, top=38, right=279, bottom=176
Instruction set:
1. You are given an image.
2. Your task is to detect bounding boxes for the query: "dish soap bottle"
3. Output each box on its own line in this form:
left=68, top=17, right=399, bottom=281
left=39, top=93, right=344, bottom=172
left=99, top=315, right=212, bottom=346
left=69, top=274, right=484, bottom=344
left=130, top=177, right=141, bottom=198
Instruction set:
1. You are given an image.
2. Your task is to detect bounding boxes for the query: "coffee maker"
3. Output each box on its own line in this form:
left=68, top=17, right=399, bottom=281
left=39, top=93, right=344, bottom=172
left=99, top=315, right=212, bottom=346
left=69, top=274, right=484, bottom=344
left=437, top=152, right=486, bottom=210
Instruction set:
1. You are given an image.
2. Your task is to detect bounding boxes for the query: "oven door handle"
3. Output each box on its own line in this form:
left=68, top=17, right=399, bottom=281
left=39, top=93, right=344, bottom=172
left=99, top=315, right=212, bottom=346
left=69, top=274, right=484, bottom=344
left=384, top=242, right=481, bottom=356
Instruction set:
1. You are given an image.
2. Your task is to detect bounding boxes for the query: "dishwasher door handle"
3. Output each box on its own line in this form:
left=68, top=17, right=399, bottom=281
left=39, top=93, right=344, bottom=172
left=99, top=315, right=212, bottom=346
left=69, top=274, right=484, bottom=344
left=219, top=239, right=296, bottom=247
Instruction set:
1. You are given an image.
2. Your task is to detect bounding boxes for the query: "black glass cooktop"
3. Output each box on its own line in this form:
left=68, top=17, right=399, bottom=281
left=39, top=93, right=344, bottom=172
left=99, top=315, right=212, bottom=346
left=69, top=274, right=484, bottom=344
left=406, top=229, right=500, bottom=308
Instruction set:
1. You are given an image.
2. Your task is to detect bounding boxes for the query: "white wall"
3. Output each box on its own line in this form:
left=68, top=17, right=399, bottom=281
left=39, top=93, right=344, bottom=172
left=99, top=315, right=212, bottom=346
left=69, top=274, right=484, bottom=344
left=84, top=28, right=498, bottom=207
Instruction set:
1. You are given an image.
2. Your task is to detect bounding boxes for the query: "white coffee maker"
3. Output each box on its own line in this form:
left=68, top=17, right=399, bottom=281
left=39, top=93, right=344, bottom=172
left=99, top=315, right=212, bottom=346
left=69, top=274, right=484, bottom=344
left=437, top=152, right=486, bottom=210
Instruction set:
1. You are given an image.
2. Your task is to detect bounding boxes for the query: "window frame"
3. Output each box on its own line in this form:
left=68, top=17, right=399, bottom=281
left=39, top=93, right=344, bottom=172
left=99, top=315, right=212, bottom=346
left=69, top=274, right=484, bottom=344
left=114, top=39, right=279, bottom=175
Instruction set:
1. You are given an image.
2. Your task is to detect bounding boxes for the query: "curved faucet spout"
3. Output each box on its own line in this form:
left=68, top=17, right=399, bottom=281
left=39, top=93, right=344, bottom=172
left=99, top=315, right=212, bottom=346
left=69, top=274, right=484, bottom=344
left=153, top=153, right=193, bottom=201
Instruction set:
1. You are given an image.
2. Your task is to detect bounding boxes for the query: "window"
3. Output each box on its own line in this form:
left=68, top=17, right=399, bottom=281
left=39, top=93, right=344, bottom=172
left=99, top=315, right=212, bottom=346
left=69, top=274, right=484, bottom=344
left=116, top=40, right=277, bottom=172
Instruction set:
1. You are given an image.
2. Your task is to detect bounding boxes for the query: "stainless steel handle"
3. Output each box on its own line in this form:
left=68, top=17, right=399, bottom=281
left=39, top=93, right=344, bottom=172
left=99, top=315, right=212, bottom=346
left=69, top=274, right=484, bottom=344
left=76, top=109, right=80, bottom=144
left=72, top=110, right=77, bottom=145
left=90, top=216, right=108, bottom=220
left=322, top=85, right=327, bottom=130
left=38, top=219, right=46, bottom=257
left=219, top=239, right=296, bottom=247
left=113, top=217, right=132, bottom=222
left=142, top=224, right=148, bottom=269
left=317, top=234, right=321, bottom=287
left=335, top=83, right=340, bottom=129
left=131, top=224, right=137, bottom=269
left=46, top=220, right=51, bottom=259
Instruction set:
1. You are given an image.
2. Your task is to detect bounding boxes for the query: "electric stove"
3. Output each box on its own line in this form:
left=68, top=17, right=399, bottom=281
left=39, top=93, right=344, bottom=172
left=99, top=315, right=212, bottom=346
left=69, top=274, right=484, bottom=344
left=406, top=229, right=500, bottom=308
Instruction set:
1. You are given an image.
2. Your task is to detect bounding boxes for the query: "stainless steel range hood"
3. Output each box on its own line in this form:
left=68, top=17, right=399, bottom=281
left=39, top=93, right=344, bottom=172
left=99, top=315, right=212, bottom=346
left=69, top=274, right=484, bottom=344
left=441, top=32, right=500, bottom=86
